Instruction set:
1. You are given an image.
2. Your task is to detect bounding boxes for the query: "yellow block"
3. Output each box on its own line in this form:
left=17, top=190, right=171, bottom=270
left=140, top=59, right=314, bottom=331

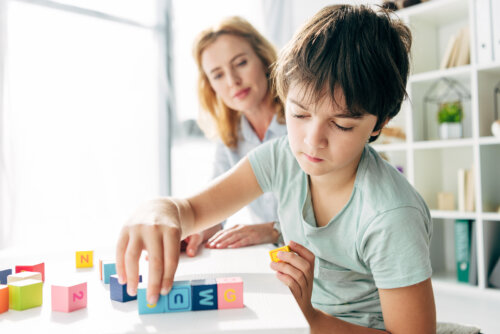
left=269, top=245, right=291, bottom=262
left=76, top=251, right=94, bottom=268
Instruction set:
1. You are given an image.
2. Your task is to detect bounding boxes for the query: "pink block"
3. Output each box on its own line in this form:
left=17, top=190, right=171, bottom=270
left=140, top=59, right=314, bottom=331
left=51, top=282, right=87, bottom=312
left=216, top=276, right=243, bottom=309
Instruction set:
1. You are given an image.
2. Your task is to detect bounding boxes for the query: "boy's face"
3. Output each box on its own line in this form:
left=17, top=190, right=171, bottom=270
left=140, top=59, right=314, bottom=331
left=285, top=83, right=382, bottom=179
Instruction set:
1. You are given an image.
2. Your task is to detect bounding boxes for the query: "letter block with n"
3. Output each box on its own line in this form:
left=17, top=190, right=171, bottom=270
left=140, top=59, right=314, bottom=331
left=191, top=278, right=217, bottom=311
left=165, top=280, right=191, bottom=312
left=76, top=251, right=93, bottom=268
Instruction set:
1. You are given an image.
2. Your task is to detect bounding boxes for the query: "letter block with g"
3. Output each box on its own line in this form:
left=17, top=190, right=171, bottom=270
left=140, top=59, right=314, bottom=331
left=216, top=277, right=243, bottom=309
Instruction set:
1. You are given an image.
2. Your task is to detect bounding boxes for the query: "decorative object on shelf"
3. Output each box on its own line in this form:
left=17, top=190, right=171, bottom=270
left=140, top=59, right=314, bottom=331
left=489, top=257, right=500, bottom=289
left=423, top=77, right=470, bottom=140
left=437, top=192, right=455, bottom=211
left=378, top=126, right=406, bottom=144
left=438, top=101, right=463, bottom=139
left=492, top=81, right=500, bottom=138
left=457, top=168, right=475, bottom=212
left=440, top=26, right=470, bottom=69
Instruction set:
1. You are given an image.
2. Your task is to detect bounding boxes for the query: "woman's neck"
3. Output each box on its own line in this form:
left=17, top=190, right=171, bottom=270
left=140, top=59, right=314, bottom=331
left=243, top=95, right=277, bottom=141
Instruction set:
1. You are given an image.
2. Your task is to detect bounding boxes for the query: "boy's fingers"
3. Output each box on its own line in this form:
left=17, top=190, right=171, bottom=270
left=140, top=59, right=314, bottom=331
left=124, top=234, right=143, bottom=296
left=288, top=241, right=315, bottom=263
left=271, top=260, right=308, bottom=290
left=161, top=228, right=181, bottom=295
left=186, top=233, right=203, bottom=257
left=145, top=230, right=164, bottom=305
left=116, top=227, right=130, bottom=284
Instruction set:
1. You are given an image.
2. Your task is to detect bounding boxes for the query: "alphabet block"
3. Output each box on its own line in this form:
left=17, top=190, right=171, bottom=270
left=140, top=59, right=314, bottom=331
left=165, top=280, right=191, bottom=312
left=7, top=271, right=43, bottom=284
left=15, top=262, right=45, bottom=281
left=110, top=274, right=142, bottom=302
left=101, top=261, right=116, bottom=284
left=138, top=283, right=166, bottom=314
left=191, top=278, right=217, bottom=311
left=51, top=281, right=87, bottom=312
left=269, top=245, right=291, bottom=262
left=76, top=251, right=93, bottom=268
left=216, top=277, right=243, bottom=309
left=8, top=279, right=43, bottom=310
left=0, top=285, right=8, bottom=314
left=0, top=269, right=12, bottom=285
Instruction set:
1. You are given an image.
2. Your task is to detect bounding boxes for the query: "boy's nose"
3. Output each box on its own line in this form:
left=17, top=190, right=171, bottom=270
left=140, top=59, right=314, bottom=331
left=304, top=122, right=327, bottom=149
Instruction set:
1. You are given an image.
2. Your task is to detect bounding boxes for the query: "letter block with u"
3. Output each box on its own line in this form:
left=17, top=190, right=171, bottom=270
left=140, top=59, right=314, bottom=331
left=165, top=280, right=191, bottom=312
left=216, top=277, right=243, bottom=309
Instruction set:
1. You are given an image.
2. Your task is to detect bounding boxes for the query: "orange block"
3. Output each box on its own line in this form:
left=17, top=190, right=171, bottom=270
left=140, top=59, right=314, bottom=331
left=269, top=245, right=291, bottom=262
left=0, top=284, right=8, bottom=313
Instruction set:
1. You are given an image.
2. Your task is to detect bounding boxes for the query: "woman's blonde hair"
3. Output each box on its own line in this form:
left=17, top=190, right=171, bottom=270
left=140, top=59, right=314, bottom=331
left=193, top=16, right=284, bottom=149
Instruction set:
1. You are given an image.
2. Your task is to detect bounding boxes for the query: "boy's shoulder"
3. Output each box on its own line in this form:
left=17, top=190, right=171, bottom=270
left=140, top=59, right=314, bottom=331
left=356, top=145, right=429, bottom=219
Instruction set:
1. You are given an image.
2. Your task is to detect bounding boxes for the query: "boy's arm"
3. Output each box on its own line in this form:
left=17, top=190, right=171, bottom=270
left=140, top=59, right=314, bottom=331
left=115, top=157, right=262, bottom=305
left=272, top=242, right=436, bottom=334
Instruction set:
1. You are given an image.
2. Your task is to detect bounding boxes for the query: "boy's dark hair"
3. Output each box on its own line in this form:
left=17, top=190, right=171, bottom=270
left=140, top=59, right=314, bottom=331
left=273, top=5, right=412, bottom=142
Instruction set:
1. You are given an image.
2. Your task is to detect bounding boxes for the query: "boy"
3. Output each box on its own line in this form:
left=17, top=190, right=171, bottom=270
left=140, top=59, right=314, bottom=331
left=116, top=5, right=436, bottom=333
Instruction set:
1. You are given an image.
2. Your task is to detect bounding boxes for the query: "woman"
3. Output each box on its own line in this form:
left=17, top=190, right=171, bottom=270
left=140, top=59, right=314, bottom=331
left=183, top=16, right=286, bottom=256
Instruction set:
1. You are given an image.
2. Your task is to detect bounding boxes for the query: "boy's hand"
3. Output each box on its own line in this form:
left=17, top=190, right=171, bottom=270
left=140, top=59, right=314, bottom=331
left=115, top=198, right=183, bottom=306
left=206, top=222, right=278, bottom=249
left=270, top=241, right=317, bottom=321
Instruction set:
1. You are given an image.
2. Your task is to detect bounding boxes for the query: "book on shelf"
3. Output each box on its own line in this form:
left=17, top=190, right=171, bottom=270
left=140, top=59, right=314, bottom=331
left=468, top=221, right=477, bottom=286
left=454, top=219, right=472, bottom=283
left=475, top=0, right=494, bottom=64
left=489, top=257, right=500, bottom=288
left=457, top=168, right=475, bottom=212
left=440, top=26, right=470, bottom=69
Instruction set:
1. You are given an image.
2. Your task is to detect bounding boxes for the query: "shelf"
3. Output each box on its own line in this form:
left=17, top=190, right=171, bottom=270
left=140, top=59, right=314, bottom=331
left=477, top=62, right=500, bottom=73
left=370, top=143, right=407, bottom=152
left=479, top=137, right=500, bottom=146
left=409, top=65, right=471, bottom=84
left=431, top=210, right=476, bottom=220
left=413, top=138, right=473, bottom=150
left=432, top=272, right=479, bottom=291
left=397, top=0, right=468, bottom=26
left=482, top=213, right=500, bottom=221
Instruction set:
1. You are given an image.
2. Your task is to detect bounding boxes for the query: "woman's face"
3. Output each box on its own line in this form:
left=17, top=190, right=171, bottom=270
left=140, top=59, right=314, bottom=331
left=201, top=34, right=269, bottom=113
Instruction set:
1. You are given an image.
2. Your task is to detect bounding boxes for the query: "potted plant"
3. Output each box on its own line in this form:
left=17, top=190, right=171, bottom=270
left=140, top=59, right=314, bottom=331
left=438, top=101, right=463, bottom=139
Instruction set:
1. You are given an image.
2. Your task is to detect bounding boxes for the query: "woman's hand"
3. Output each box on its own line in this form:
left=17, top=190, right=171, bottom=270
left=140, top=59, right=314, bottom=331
left=205, top=222, right=279, bottom=249
left=182, top=224, right=223, bottom=257
left=115, top=198, right=186, bottom=306
left=270, top=241, right=317, bottom=322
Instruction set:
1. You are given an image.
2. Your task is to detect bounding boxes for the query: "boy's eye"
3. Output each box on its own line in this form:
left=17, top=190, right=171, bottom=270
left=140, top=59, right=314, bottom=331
left=332, top=122, right=353, bottom=132
left=292, top=114, right=307, bottom=119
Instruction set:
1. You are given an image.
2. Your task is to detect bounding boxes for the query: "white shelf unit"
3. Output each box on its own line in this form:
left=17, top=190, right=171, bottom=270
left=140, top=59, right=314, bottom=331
left=372, top=0, right=500, bottom=293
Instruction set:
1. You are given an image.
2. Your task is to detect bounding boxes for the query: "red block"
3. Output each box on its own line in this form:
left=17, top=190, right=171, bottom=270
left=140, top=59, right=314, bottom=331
left=15, top=263, right=45, bottom=282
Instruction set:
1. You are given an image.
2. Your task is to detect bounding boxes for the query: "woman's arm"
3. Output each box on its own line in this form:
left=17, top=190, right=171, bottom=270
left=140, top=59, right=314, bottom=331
left=115, top=157, right=262, bottom=306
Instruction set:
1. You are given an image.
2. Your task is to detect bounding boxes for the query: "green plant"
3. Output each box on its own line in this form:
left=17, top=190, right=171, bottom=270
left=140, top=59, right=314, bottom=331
left=437, top=101, right=463, bottom=123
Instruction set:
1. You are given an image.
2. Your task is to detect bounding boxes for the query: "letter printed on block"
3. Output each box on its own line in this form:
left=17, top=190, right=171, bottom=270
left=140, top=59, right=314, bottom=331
left=191, top=278, right=217, bottom=311
left=138, top=284, right=166, bottom=314
left=76, top=251, right=94, bottom=268
left=166, top=280, right=191, bottom=312
left=216, top=276, right=243, bottom=309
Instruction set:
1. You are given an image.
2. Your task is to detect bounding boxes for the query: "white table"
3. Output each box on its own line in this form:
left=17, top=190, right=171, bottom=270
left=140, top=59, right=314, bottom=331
left=0, top=244, right=309, bottom=334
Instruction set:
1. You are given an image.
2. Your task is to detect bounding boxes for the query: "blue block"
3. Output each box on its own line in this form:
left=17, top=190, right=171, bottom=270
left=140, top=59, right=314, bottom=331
left=191, top=278, right=217, bottom=311
left=0, top=268, right=12, bottom=285
left=166, top=280, right=191, bottom=312
left=110, top=274, right=142, bottom=302
left=102, top=262, right=116, bottom=284
left=138, top=284, right=166, bottom=314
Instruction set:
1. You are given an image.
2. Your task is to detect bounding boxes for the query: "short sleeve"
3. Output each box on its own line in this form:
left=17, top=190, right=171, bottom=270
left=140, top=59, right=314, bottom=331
left=360, top=207, right=432, bottom=289
left=247, top=137, right=280, bottom=193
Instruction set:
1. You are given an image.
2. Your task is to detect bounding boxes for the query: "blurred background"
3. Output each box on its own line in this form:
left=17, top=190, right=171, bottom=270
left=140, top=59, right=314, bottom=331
left=0, top=0, right=380, bottom=250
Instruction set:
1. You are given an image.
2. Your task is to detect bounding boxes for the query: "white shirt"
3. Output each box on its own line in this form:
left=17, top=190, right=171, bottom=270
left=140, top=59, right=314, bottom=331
left=212, top=114, right=287, bottom=225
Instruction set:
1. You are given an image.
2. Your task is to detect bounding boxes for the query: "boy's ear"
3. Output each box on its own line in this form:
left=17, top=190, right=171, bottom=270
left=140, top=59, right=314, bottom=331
left=371, top=118, right=391, bottom=137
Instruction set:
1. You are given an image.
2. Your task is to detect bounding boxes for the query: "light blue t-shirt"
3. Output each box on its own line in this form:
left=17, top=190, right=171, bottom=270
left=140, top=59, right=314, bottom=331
left=213, top=114, right=287, bottom=225
left=248, top=135, right=432, bottom=330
